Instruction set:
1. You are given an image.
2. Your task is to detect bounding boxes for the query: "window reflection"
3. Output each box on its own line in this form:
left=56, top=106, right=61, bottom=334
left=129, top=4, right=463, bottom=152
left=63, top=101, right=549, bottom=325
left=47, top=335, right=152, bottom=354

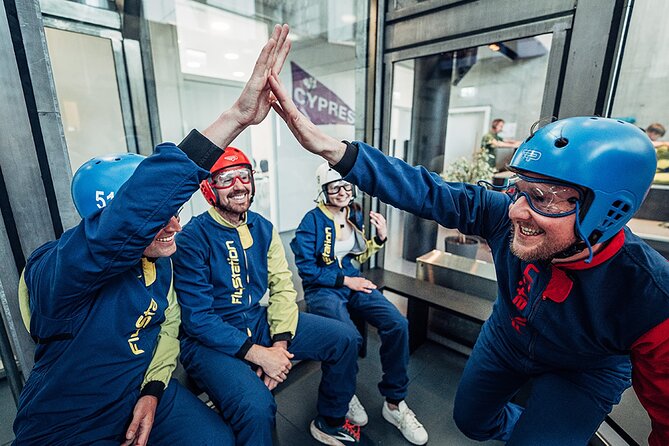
left=385, top=34, right=553, bottom=274
left=612, top=0, right=669, bottom=187
left=44, top=28, right=127, bottom=172
left=144, top=0, right=367, bottom=229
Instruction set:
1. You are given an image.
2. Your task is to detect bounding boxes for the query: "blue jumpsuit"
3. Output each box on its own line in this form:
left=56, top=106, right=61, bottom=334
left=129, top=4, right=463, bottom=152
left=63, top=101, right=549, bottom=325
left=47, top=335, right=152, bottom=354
left=13, top=131, right=235, bottom=445
left=173, top=207, right=361, bottom=446
left=334, top=141, right=669, bottom=446
left=291, top=203, right=410, bottom=401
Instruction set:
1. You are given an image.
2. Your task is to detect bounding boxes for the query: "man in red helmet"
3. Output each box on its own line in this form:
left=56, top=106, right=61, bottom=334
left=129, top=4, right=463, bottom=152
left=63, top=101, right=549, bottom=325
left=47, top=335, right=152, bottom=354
left=268, top=72, right=669, bottom=446
left=13, top=24, right=292, bottom=446
left=172, top=148, right=368, bottom=445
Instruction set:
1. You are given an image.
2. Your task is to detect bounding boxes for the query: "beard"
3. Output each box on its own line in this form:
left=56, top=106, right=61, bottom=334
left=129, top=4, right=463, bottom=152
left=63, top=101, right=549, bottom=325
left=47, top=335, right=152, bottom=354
left=509, top=224, right=578, bottom=262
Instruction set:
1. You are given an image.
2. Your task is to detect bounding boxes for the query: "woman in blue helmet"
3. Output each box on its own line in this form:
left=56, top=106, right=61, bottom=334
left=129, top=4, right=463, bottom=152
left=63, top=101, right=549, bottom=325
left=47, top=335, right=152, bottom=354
left=13, top=24, right=291, bottom=446
left=268, top=72, right=669, bottom=446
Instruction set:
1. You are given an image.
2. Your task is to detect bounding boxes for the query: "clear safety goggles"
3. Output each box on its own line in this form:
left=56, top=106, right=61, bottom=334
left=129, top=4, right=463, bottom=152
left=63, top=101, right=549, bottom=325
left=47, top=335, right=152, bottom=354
left=326, top=181, right=353, bottom=195
left=503, top=175, right=583, bottom=217
left=210, top=168, right=253, bottom=189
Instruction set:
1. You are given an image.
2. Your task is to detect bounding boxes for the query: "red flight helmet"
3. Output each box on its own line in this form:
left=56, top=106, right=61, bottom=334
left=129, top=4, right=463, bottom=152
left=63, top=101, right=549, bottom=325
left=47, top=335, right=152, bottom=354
left=200, top=147, right=255, bottom=207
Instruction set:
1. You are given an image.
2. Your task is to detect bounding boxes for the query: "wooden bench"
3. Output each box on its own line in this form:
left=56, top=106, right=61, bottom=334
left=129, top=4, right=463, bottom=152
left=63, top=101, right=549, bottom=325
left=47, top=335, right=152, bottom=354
left=362, top=267, right=493, bottom=353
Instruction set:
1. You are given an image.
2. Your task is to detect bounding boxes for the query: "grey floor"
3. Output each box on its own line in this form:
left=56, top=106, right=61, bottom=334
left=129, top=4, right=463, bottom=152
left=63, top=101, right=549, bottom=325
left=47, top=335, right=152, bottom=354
left=273, top=328, right=502, bottom=446
left=0, top=330, right=500, bottom=446
left=0, top=378, right=16, bottom=446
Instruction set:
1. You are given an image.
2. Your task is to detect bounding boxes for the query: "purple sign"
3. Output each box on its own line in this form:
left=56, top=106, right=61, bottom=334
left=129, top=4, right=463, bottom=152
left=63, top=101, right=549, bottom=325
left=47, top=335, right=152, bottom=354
left=291, top=62, right=355, bottom=126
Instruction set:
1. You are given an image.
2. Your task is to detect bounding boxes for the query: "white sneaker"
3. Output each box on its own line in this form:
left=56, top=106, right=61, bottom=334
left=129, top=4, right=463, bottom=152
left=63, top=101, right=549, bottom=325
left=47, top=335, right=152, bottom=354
left=346, top=395, right=368, bottom=426
left=382, top=401, right=428, bottom=445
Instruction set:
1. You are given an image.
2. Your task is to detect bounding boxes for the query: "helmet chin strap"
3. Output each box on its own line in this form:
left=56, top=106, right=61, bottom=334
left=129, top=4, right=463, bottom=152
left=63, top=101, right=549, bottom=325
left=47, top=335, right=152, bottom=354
left=553, top=202, right=594, bottom=263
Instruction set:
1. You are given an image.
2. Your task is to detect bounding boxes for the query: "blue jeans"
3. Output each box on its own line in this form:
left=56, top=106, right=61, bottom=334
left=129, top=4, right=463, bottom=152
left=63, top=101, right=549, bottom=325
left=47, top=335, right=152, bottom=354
left=305, top=286, right=410, bottom=401
left=182, top=310, right=360, bottom=446
left=453, top=321, right=631, bottom=445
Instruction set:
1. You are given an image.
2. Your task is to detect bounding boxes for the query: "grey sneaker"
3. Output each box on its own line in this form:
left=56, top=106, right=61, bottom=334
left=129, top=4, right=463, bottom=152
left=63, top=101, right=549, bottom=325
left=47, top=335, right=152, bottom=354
left=382, top=401, right=428, bottom=445
left=346, top=395, right=368, bottom=426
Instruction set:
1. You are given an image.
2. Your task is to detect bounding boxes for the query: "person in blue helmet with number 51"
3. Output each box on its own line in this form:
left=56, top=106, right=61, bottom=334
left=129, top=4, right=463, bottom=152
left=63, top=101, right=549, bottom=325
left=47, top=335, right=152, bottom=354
left=268, top=71, right=669, bottom=446
left=13, top=24, right=291, bottom=446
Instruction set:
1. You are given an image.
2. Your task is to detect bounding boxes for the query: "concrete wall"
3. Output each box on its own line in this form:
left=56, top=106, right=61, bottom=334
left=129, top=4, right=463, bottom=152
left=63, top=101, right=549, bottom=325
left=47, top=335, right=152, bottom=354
left=611, top=0, right=669, bottom=129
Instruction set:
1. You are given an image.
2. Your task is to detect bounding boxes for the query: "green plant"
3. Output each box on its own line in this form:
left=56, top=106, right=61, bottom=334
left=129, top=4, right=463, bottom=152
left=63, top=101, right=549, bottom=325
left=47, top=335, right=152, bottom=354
left=441, top=150, right=496, bottom=184
left=440, top=150, right=496, bottom=243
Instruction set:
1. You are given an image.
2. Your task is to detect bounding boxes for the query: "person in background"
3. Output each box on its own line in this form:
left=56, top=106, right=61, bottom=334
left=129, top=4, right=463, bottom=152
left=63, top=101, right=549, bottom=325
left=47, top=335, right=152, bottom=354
left=645, top=122, right=669, bottom=148
left=290, top=162, right=428, bottom=445
left=267, top=70, right=669, bottom=446
left=480, top=118, right=521, bottom=168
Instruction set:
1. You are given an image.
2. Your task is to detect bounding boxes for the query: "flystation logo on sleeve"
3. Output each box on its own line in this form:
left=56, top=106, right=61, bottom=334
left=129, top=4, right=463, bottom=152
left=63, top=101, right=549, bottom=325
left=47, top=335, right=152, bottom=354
left=291, top=62, right=355, bottom=126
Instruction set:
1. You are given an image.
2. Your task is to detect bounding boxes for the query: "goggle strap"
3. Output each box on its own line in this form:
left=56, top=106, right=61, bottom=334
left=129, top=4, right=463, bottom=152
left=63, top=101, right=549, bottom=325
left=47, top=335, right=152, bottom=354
left=477, top=179, right=509, bottom=191
left=573, top=201, right=594, bottom=263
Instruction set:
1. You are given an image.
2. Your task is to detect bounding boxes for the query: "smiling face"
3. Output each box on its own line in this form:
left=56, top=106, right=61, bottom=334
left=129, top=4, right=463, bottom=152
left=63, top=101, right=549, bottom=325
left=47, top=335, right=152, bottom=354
left=507, top=174, right=582, bottom=262
left=213, top=166, right=253, bottom=222
left=325, top=180, right=353, bottom=208
left=143, top=216, right=181, bottom=258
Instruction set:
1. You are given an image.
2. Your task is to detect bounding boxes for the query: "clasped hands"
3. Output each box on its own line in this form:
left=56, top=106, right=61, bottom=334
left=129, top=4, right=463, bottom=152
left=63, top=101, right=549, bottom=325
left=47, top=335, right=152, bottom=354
left=247, top=341, right=294, bottom=391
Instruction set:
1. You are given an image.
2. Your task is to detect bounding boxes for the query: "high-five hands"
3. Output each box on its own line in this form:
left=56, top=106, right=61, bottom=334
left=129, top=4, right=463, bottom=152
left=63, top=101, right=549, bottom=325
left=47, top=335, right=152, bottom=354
left=267, top=72, right=347, bottom=165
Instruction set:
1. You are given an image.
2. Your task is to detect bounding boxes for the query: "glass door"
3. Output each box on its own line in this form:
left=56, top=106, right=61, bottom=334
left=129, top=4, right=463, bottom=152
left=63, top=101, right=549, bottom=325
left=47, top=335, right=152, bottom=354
left=44, top=26, right=131, bottom=172
left=383, top=33, right=555, bottom=275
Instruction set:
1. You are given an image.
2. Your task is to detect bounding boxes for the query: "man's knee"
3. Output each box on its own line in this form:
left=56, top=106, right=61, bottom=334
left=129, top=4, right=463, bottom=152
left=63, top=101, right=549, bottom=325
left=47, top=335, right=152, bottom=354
left=327, top=321, right=362, bottom=354
left=453, top=406, right=495, bottom=441
left=232, top=387, right=277, bottom=425
left=383, top=313, right=408, bottom=336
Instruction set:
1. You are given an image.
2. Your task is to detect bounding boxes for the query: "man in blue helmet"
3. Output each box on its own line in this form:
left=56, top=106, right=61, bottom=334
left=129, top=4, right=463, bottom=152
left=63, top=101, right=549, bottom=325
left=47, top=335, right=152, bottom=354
left=13, top=24, right=291, bottom=445
left=268, top=73, right=669, bottom=446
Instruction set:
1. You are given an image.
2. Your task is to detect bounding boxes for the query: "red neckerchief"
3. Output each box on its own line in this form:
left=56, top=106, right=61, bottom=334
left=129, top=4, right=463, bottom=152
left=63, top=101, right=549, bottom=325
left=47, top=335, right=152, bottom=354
left=542, top=230, right=625, bottom=302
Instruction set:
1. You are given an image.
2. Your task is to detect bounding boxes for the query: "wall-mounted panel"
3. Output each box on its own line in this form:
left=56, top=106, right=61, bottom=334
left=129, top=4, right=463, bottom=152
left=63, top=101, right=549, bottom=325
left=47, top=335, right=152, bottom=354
left=384, top=0, right=576, bottom=52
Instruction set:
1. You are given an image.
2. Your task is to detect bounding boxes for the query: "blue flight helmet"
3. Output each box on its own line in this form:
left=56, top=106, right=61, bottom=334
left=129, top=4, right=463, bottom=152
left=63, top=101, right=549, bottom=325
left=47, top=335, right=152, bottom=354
left=71, top=153, right=146, bottom=217
left=509, top=116, right=656, bottom=261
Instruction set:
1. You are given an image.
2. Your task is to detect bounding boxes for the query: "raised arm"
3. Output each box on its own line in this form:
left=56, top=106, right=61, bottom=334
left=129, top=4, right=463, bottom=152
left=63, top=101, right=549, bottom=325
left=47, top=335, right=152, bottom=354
left=269, top=71, right=510, bottom=238
left=24, top=24, right=293, bottom=322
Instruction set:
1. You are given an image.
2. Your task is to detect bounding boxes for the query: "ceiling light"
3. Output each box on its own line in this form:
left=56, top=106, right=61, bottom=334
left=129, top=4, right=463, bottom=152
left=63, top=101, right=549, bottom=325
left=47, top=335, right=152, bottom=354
left=459, top=87, right=477, bottom=98
left=224, top=53, right=239, bottom=60
left=184, top=48, right=207, bottom=71
left=341, top=14, right=356, bottom=24
left=232, top=71, right=245, bottom=77
left=488, top=43, right=500, bottom=52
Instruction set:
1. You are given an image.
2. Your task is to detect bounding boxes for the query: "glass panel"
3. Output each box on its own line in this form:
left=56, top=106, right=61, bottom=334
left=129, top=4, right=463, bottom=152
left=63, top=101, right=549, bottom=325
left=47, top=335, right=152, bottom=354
left=610, top=0, right=669, bottom=242
left=611, top=0, right=669, bottom=187
left=44, top=27, right=128, bottom=171
left=144, top=0, right=369, bottom=229
left=385, top=34, right=553, bottom=275
left=392, top=0, right=430, bottom=11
